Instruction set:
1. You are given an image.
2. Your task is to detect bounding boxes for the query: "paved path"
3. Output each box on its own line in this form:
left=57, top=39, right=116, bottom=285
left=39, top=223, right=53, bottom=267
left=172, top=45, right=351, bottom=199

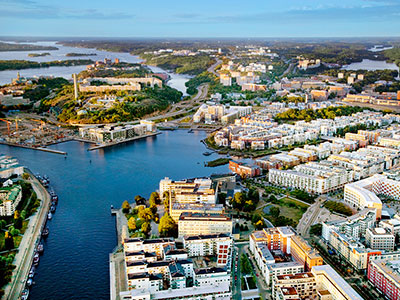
left=4, top=174, right=50, bottom=300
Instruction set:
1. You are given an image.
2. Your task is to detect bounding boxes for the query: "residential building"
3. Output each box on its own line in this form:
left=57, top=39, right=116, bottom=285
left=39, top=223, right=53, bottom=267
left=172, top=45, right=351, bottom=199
left=178, top=213, right=232, bottom=237
left=169, top=202, right=224, bottom=223
left=0, top=185, right=22, bottom=216
left=229, top=160, right=261, bottom=178
left=272, top=272, right=317, bottom=300
left=368, top=259, right=400, bottom=300
left=366, top=228, right=395, bottom=251
left=290, top=235, right=323, bottom=271
left=0, top=155, right=24, bottom=179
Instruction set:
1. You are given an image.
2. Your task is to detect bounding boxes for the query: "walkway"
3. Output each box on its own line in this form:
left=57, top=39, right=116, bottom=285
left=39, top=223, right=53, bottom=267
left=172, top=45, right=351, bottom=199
left=4, top=173, right=50, bottom=300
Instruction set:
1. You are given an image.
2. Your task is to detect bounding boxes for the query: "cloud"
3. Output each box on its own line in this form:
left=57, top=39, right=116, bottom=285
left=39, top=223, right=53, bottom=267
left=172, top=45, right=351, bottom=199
left=0, top=0, right=135, bottom=20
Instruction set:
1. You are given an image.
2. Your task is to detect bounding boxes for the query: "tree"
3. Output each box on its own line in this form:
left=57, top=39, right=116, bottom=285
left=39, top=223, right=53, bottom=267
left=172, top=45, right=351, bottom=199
left=159, top=214, right=177, bottom=237
left=141, top=222, right=151, bottom=234
left=310, top=224, right=323, bottom=236
left=0, top=219, right=6, bottom=230
left=22, top=173, right=30, bottom=180
left=163, top=192, right=170, bottom=211
left=122, top=201, right=131, bottom=214
left=4, top=232, right=14, bottom=250
left=232, top=192, right=245, bottom=210
left=134, top=195, right=145, bottom=205
left=269, top=207, right=280, bottom=218
left=149, top=192, right=160, bottom=206
left=128, top=217, right=137, bottom=231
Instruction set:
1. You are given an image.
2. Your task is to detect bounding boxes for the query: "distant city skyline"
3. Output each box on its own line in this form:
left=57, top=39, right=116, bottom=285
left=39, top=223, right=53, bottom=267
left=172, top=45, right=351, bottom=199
left=1, top=0, right=400, bottom=38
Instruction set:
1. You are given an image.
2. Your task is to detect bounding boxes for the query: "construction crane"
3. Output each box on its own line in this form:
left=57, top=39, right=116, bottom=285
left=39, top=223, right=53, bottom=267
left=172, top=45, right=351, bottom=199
left=13, top=118, right=22, bottom=132
left=0, top=119, right=11, bottom=136
left=32, top=119, right=45, bottom=131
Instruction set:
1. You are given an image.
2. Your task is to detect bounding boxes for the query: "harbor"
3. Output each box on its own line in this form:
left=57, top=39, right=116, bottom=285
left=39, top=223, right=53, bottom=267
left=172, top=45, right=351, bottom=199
left=87, top=132, right=161, bottom=151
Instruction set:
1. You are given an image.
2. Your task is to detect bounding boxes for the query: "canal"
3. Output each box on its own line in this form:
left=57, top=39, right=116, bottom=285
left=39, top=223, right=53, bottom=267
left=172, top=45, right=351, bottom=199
left=0, top=130, right=229, bottom=300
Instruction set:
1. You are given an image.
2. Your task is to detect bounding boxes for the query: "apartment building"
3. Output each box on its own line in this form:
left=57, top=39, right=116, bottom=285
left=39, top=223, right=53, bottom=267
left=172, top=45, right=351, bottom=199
left=229, top=160, right=261, bottom=178
left=368, top=259, right=400, bottom=300
left=268, top=162, right=353, bottom=194
left=178, top=213, right=232, bottom=237
left=121, top=237, right=232, bottom=300
left=183, top=233, right=232, bottom=268
left=0, top=185, right=22, bottom=216
left=0, top=155, right=24, bottom=179
left=366, top=228, right=395, bottom=251
left=79, top=76, right=162, bottom=92
left=169, top=202, right=224, bottom=223
left=322, top=208, right=376, bottom=242
left=290, top=235, right=323, bottom=271
left=272, top=272, right=317, bottom=300
left=266, top=262, right=304, bottom=286
left=344, top=174, right=400, bottom=219
left=159, top=177, right=217, bottom=206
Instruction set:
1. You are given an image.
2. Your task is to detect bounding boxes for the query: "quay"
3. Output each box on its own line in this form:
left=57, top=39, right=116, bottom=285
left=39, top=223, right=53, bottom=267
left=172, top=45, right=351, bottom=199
left=4, top=170, right=51, bottom=300
left=0, top=141, right=67, bottom=155
left=87, top=132, right=161, bottom=151
left=110, top=206, right=129, bottom=300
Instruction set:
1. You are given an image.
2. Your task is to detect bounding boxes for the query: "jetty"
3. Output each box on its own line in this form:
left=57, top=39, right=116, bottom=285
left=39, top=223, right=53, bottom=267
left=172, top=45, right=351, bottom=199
left=87, top=132, right=161, bottom=151
left=0, top=141, right=67, bottom=155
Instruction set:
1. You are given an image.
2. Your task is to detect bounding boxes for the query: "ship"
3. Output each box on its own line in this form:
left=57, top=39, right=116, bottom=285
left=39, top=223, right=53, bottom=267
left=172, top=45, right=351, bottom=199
left=42, top=227, right=49, bottom=238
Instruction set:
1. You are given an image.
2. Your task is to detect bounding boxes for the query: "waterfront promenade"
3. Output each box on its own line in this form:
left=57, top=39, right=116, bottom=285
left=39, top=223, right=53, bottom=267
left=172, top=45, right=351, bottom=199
left=4, top=173, right=51, bottom=300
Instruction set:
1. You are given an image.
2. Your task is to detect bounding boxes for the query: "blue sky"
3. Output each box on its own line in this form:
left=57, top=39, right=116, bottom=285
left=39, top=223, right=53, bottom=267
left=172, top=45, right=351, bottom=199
left=0, top=0, right=399, bottom=37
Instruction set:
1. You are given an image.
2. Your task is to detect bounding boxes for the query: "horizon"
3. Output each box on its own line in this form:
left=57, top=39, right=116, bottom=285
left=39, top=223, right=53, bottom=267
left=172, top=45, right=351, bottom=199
left=1, top=0, right=400, bottom=37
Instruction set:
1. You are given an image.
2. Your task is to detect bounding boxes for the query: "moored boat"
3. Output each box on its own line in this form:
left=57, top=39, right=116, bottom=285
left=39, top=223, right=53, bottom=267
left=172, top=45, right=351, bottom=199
left=50, top=205, right=56, bottom=213
left=42, top=227, right=49, bottom=238
left=47, top=212, right=52, bottom=220
left=26, top=278, right=33, bottom=287
left=28, top=266, right=35, bottom=278
left=21, top=288, right=29, bottom=300
left=37, top=243, right=44, bottom=254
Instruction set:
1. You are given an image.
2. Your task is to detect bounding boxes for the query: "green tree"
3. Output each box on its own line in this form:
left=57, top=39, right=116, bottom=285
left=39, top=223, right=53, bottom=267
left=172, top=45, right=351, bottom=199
left=269, top=207, right=281, bottom=218
left=128, top=217, right=137, bottom=231
left=310, top=224, right=323, bottom=236
left=122, top=201, right=131, bottom=214
left=159, top=214, right=177, bottom=237
left=22, top=173, right=30, bottom=180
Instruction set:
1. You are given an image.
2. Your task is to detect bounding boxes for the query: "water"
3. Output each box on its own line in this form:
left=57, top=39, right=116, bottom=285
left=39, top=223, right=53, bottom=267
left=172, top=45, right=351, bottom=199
left=0, top=130, right=229, bottom=300
left=0, top=41, right=189, bottom=94
left=342, top=59, right=400, bottom=72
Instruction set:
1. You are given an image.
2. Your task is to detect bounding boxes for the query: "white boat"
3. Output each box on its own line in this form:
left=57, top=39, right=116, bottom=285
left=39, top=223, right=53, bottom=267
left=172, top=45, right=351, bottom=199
left=21, top=289, right=29, bottom=300
left=47, top=212, right=52, bottom=220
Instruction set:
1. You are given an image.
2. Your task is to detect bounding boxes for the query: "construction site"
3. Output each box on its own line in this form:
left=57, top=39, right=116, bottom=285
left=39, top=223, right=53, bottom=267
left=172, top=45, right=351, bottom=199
left=0, top=115, right=76, bottom=149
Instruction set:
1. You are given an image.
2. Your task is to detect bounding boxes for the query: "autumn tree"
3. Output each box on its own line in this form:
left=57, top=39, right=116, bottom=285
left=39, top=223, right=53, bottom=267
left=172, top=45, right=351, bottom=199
left=128, top=217, right=137, bottom=231
left=149, top=192, right=161, bottom=206
left=159, top=214, right=177, bottom=237
left=122, top=201, right=131, bottom=214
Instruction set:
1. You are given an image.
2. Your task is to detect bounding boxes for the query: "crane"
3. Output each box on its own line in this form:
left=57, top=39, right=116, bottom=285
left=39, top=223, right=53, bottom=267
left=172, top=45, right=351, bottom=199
left=0, top=119, right=11, bottom=136
left=13, top=118, right=22, bottom=132
left=32, top=119, right=45, bottom=131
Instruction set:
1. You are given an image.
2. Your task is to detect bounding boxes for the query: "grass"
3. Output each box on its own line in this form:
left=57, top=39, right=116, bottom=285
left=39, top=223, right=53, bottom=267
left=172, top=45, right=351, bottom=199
left=205, top=158, right=229, bottom=167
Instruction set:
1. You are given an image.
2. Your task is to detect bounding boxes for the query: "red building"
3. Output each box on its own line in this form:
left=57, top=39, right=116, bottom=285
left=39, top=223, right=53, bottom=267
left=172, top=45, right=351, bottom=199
left=368, top=259, right=400, bottom=300
left=229, top=160, right=261, bottom=178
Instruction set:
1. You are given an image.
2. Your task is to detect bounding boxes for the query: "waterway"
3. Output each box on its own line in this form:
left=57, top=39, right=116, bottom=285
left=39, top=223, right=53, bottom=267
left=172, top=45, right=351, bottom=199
left=0, top=130, right=230, bottom=300
left=342, top=58, right=399, bottom=72
left=0, top=41, right=190, bottom=94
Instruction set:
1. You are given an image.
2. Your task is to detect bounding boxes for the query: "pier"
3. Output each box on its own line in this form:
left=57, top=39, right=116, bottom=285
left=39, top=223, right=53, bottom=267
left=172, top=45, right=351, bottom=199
left=0, top=141, right=67, bottom=155
left=87, top=132, right=161, bottom=151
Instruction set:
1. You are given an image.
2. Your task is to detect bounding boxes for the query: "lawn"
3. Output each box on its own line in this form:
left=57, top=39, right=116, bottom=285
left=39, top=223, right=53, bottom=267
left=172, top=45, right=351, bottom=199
left=259, top=197, right=309, bottom=226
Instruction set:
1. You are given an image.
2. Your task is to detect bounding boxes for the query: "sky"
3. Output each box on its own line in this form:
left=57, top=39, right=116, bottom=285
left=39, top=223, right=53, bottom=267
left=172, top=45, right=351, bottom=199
left=0, top=0, right=400, bottom=38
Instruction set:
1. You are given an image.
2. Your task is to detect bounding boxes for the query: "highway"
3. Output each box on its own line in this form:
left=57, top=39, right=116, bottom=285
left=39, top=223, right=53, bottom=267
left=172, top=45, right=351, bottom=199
left=5, top=173, right=50, bottom=300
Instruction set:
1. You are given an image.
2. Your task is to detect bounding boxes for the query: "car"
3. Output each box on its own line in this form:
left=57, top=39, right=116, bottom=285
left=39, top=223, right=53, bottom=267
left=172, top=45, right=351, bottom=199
left=235, top=275, right=237, bottom=280
left=256, top=273, right=259, bottom=277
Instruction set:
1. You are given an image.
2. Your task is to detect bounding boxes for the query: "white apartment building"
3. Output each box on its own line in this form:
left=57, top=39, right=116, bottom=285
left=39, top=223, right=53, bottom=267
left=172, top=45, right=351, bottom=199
left=366, top=228, right=395, bottom=251
left=178, top=213, right=232, bottom=238
left=268, top=162, right=353, bottom=194
left=0, top=155, right=24, bottom=179
left=0, top=185, right=22, bottom=216
left=183, top=234, right=232, bottom=268
left=343, top=174, right=400, bottom=219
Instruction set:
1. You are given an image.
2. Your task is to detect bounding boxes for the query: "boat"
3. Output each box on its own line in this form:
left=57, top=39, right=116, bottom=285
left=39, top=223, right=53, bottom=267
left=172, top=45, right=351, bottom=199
left=40, top=178, right=49, bottom=188
left=43, top=175, right=49, bottom=183
left=50, top=205, right=56, bottom=213
left=21, top=289, right=29, bottom=300
left=33, top=256, right=39, bottom=266
left=28, top=266, right=35, bottom=278
left=51, top=194, right=58, bottom=204
left=47, top=212, right=52, bottom=220
left=42, top=227, right=49, bottom=238
left=37, top=243, right=44, bottom=254
left=202, top=152, right=212, bottom=156
left=26, top=278, right=33, bottom=287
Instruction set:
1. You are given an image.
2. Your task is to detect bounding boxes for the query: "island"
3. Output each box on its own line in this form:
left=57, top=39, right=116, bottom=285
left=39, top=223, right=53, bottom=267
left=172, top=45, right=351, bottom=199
left=0, top=42, right=58, bottom=52
left=0, top=59, right=94, bottom=71
left=66, top=52, right=97, bottom=57
left=28, top=52, right=51, bottom=57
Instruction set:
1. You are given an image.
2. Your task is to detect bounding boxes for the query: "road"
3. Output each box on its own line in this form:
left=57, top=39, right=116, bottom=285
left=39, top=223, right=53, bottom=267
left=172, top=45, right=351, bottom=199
left=207, top=59, right=222, bottom=76
left=5, top=173, right=50, bottom=300
left=296, top=196, right=325, bottom=237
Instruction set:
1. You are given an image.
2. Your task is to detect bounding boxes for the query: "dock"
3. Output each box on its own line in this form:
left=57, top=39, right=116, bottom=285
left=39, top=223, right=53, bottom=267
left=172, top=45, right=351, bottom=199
left=87, top=132, right=161, bottom=151
left=0, top=141, right=67, bottom=155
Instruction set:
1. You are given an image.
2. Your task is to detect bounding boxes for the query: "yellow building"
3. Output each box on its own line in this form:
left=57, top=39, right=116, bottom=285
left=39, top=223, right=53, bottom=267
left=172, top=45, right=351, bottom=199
left=290, top=235, right=323, bottom=271
left=178, top=212, right=232, bottom=238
